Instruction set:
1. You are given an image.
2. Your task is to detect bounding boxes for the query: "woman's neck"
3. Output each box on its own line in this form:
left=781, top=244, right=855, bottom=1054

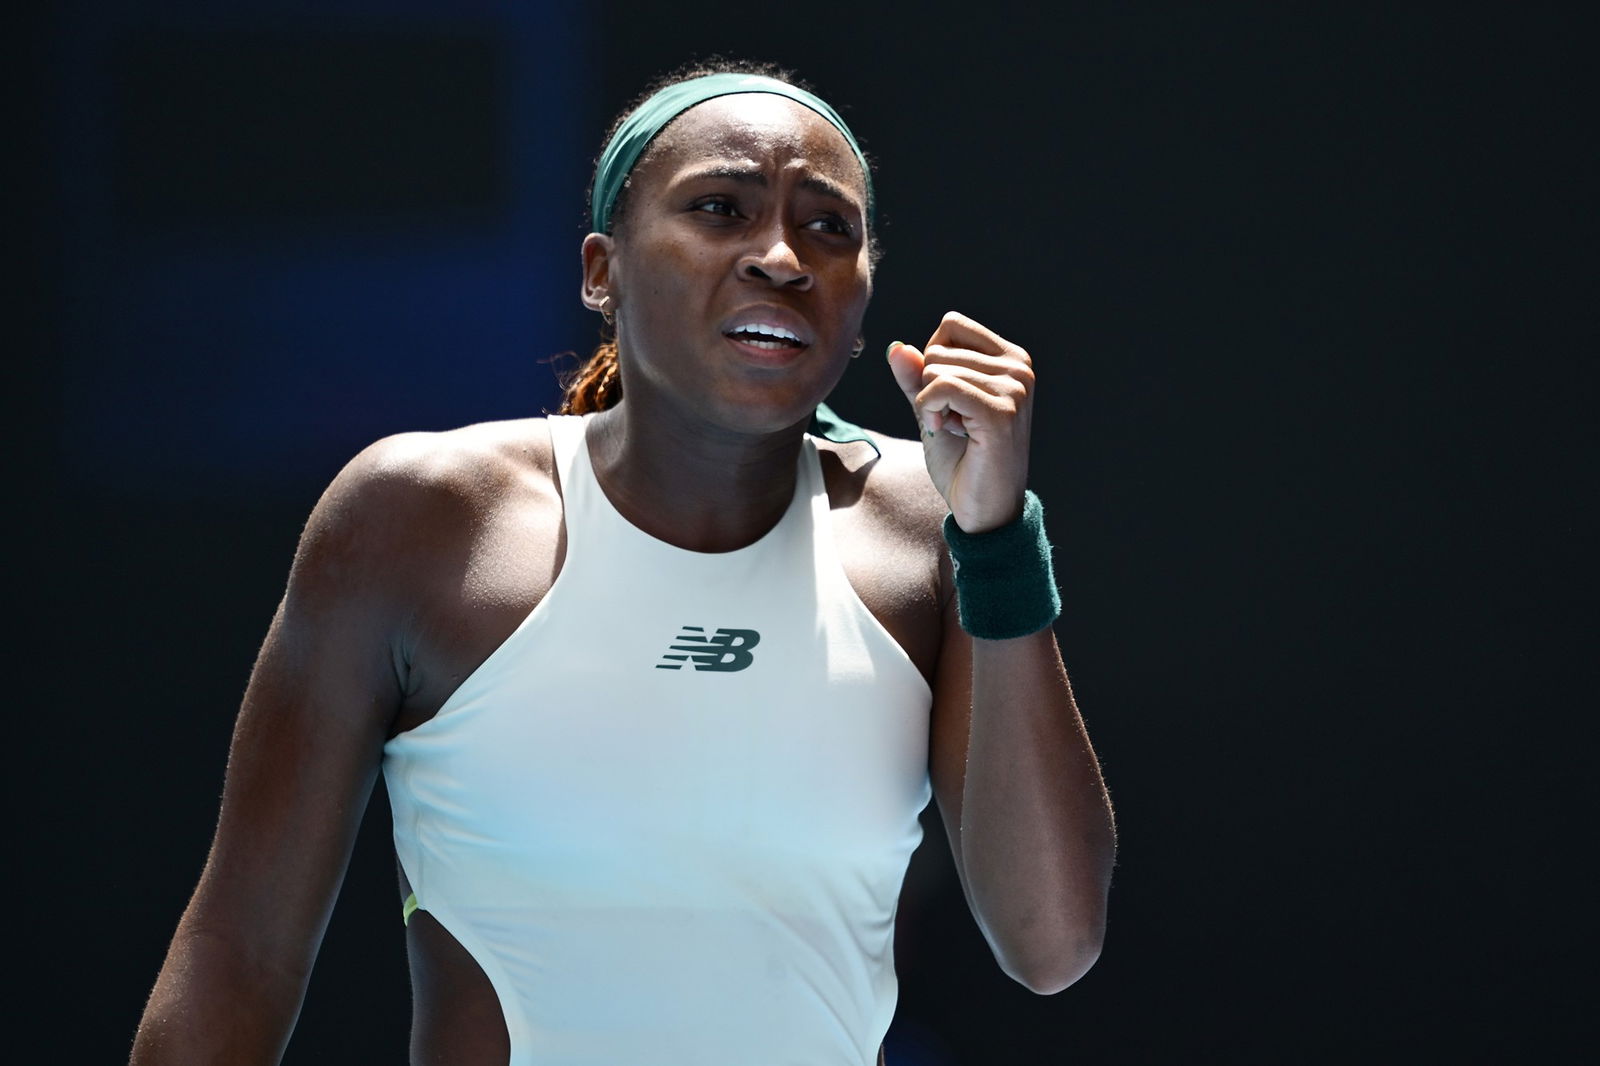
left=584, top=399, right=809, bottom=553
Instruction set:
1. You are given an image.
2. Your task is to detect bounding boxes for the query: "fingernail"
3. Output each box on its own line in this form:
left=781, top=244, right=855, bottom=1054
left=885, top=341, right=903, bottom=358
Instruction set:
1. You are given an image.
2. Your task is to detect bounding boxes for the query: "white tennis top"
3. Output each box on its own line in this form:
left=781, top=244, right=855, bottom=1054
left=382, top=414, right=933, bottom=1065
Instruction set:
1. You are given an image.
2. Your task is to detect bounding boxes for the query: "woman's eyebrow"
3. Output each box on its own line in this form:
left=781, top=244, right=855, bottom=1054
left=678, top=165, right=861, bottom=209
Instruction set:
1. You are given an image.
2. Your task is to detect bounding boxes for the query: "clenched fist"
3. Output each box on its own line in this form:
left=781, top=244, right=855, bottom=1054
left=887, top=311, right=1036, bottom=534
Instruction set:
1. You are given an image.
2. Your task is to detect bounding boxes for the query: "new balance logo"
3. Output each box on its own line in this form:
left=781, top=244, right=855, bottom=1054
left=656, top=626, right=761, bottom=672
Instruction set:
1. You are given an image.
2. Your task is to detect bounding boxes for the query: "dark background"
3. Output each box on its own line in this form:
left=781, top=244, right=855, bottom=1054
left=28, top=1, right=1592, bottom=1062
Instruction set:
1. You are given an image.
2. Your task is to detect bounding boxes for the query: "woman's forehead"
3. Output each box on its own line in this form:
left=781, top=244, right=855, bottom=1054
left=642, top=95, right=868, bottom=196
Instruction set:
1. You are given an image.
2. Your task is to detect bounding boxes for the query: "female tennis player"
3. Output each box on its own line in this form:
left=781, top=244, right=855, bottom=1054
left=131, top=60, right=1115, bottom=1066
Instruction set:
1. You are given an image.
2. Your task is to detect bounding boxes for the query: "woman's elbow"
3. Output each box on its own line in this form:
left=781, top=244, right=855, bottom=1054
left=1001, top=930, right=1104, bottom=995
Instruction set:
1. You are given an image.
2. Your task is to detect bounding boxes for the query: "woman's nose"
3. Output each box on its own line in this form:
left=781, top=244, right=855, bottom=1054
left=738, top=233, right=813, bottom=290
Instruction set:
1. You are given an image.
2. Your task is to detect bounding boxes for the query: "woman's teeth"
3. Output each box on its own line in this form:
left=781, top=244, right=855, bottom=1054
left=728, top=325, right=804, bottom=348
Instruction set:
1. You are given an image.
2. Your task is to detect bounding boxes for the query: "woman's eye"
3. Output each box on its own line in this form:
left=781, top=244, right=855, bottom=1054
left=806, top=214, right=853, bottom=236
left=694, top=198, right=738, bottom=217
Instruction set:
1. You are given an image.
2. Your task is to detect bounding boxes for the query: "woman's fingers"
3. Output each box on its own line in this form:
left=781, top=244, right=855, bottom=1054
left=924, top=310, right=1016, bottom=357
left=883, top=312, right=1037, bottom=531
left=889, top=316, right=1035, bottom=442
left=886, top=340, right=927, bottom=409
left=921, top=347, right=1035, bottom=396
left=914, top=371, right=1024, bottom=438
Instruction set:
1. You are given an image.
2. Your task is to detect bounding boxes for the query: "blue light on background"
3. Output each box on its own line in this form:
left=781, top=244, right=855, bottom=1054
left=54, top=0, right=593, bottom=498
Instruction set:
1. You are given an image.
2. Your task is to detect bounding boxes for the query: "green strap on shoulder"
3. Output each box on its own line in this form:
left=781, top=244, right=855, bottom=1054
left=401, top=892, right=419, bottom=926
left=810, top=402, right=880, bottom=457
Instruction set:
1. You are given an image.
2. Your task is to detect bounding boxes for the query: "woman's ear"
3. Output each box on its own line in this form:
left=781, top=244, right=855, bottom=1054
left=581, top=232, right=616, bottom=313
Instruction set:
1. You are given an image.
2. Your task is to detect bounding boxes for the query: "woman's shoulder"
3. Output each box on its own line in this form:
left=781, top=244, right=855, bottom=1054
left=817, top=428, right=948, bottom=545
left=816, top=428, right=951, bottom=659
left=328, top=416, right=556, bottom=511
left=295, top=417, right=559, bottom=574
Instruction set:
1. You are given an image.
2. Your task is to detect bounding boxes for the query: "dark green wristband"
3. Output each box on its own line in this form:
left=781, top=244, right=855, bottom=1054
left=942, top=490, right=1061, bottom=640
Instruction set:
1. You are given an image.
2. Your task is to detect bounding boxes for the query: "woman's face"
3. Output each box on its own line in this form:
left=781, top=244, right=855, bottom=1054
left=585, top=93, right=874, bottom=434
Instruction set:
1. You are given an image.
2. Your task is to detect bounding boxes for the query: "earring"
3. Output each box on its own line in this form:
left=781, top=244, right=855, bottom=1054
left=850, top=337, right=865, bottom=358
left=599, top=296, right=616, bottom=326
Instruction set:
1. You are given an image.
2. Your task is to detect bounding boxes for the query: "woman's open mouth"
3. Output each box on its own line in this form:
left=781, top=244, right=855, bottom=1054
left=723, top=324, right=807, bottom=351
left=723, top=323, right=810, bottom=364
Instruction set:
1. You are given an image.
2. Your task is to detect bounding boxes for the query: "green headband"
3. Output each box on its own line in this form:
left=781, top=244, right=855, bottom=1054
left=591, top=72, right=874, bottom=235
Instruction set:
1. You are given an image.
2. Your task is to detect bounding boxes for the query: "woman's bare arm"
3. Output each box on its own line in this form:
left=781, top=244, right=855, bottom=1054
left=929, top=610, right=1115, bottom=993
left=130, top=438, right=443, bottom=1064
left=890, top=313, right=1116, bottom=993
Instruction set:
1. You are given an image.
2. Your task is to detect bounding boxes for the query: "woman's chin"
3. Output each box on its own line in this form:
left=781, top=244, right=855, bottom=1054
left=673, top=386, right=824, bottom=438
